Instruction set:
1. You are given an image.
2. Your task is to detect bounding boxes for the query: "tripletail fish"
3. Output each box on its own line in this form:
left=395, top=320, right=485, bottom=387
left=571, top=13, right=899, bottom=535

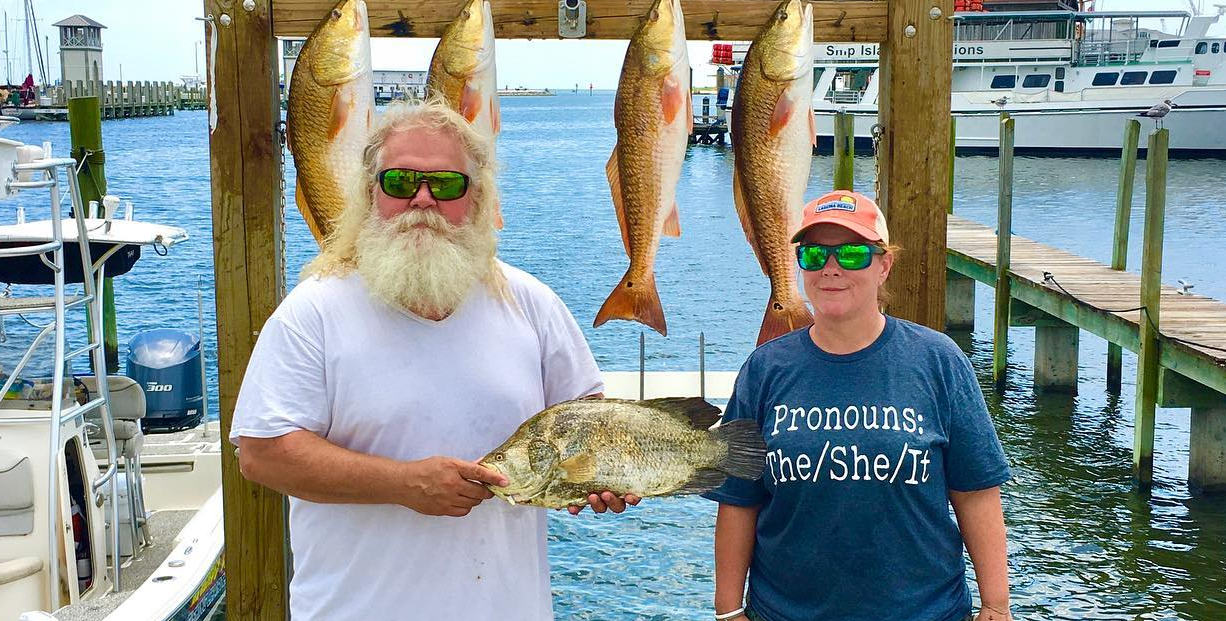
left=480, top=397, right=766, bottom=509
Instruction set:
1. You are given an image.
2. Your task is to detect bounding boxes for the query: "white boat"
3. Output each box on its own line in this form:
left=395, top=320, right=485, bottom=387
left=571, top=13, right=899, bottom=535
left=0, top=129, right=222, bottom=621
left=727, top=5, right=1226, bottom=155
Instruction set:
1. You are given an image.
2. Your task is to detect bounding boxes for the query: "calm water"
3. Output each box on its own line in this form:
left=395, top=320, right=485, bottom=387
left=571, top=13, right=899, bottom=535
left=3, top=93, right=1225, bottom=620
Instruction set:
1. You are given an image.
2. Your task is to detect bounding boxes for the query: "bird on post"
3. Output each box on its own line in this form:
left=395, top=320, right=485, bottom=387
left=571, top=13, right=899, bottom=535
left=1138, top=99, right=1175, bottom=129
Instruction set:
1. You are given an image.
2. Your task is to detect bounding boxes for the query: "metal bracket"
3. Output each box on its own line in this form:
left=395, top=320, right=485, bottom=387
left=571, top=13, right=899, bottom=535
left=558, top=0, right=586, bottom=38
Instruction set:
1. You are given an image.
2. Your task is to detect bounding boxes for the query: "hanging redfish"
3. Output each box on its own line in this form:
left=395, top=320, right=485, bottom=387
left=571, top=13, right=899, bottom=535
left=593, top=0, right=690, bottom=337
left=731, top=0, right=816, bottom=345
left=286, top=0, right=374, bottom=245
left=427, top=0, right=502, bottom=226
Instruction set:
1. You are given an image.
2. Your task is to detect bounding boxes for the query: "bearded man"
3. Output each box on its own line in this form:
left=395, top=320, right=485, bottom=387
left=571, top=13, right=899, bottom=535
left=230, top=99, right=633, bottom=620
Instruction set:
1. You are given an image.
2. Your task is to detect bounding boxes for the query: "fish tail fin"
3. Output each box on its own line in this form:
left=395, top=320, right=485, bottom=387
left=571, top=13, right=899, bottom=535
left=711, top=419, right=767, bottom=481
left=757, top=294, right=812, bottom=346
left=593, top=270, right=667, bottom=336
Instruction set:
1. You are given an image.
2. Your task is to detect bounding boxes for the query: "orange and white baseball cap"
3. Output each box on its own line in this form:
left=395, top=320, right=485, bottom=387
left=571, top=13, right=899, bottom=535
left=790, top=191, right=890, bottom=245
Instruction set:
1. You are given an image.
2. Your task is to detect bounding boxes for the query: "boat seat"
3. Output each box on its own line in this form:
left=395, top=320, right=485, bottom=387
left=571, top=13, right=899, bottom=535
left=78, top=376, right=146, bottom=459
left=0, top=449, right=33, bottom=536
left=0, top=556, right=42, bottom=586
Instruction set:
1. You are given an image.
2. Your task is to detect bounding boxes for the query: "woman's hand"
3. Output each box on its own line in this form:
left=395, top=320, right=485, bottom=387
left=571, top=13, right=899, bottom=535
left=567, top=491, right=641, bottom=514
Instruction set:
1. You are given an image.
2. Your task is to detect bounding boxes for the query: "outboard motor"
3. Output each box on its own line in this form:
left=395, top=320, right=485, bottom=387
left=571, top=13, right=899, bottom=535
left=126, top=329, right=204, bottom=433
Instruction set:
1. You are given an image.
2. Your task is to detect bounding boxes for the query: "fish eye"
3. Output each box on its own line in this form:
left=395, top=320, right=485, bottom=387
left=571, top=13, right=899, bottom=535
left=494, top=453, right=505, bottom=461
left=332, top=8, right=342, bottom=19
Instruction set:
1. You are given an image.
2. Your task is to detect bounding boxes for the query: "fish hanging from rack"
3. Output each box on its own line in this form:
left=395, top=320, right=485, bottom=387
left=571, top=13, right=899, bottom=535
left=730, top=0, right=816, bottom=345
left=286, top=0, right=374, bottom=246
left=427, top=0, right=503, bottom=227
left=593, top=0, right=691, bottom=337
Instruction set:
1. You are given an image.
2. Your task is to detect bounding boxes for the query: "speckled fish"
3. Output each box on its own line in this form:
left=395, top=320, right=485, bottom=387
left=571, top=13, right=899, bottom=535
left=731, top=0, right=816, bottom=345
left=592, top=0, right=690, bottom=337
left=427, top=0, right=503, bottom=227
left=479, top=398, right=765, bottom=509
left=286, top=0, right=373, bottom=244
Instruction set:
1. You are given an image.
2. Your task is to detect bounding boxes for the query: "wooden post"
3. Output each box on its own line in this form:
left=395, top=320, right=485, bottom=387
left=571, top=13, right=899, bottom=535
left=68, top=97, right=120, bottom=372
left=1133, top=128, right=1168, bottom=488
left=1191, top=405, right=1226, bottom=493
left=945, top=271, right=975, bottom=331
left=1034, top=323, right=1079, bottom=393
left=1108, top=119, right=1141, bottom=393
left=877, top=0, right=953, bottom=329
left=206, top=0, right=289, bottom=617
left=992, top=114, right=1014, bottom=389
left=948, top=116, right=956, bottom=214
left=833, top=110, right=854, bottom=190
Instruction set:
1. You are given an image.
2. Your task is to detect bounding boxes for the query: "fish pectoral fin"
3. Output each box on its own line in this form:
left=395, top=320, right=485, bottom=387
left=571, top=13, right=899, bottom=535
left=768, top=91, right=794, bottom=137
left=328, top=88, right=353, bottom=140
left=605, top=148, right=631, bottom=255
left=461, top=81, right=483, bottom=123
left=662, top=73, right=684, bottom=124
left=808, top=106, right=817, bottom=148
left=558, top=453, right=597, bottom=483
left=662, top=202, right=681, bottom=237
left=490, top=94, right=502, bottom=134
left=731, top=167, right=768, bottom=275
left=686, top=87, right=694, bottom=133
left=675, top=468, right=728, bottom=496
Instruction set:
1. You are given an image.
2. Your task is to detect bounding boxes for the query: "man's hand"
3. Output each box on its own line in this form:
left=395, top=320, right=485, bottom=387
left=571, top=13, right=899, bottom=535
left=567, top=491, right=641, bottom=515
left=402, top=457, right=508, bottom=517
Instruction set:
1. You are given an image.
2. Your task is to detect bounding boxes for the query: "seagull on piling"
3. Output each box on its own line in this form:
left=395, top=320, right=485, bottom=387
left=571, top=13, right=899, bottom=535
left=1138, top=99, right=1176, bottom=129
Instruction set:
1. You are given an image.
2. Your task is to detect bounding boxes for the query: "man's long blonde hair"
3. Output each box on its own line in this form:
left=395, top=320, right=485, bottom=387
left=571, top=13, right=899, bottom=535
left=302, top=97, right=508, bottom=301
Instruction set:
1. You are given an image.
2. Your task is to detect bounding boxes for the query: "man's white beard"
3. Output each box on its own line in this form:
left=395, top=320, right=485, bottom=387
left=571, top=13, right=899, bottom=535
left=355, top=207, right=497, bottom=318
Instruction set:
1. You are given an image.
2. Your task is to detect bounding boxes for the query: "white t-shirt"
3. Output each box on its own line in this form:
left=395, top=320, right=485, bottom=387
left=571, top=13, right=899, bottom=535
left=229, top=262, right=603, bottom=621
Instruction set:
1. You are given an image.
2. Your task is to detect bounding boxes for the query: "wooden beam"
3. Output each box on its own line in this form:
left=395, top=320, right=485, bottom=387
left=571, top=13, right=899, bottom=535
left=876, top=0, right=952, bottom=330
left=1134, top=128, right=1168, bottom=488
left=272, top=0, right=888, bottom=41
left=205, top=0, right=289, bottom=618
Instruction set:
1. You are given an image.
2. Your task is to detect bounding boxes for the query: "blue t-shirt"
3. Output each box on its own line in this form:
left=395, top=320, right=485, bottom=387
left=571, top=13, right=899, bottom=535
left=704, top=316, right=1011, bottom=621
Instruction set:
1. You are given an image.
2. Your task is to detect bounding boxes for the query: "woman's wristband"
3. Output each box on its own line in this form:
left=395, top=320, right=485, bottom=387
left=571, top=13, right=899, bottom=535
left=714, top=606, right=746, bottom=620
left=981, top=603, right=1012, bottom=620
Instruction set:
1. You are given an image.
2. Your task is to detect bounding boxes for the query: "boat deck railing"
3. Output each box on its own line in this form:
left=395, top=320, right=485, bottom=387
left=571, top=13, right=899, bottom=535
left=0, top=147, right=123, bottom=608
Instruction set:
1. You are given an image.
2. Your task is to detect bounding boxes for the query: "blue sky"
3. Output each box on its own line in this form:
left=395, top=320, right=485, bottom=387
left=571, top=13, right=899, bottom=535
left=9, top=0, right=1225, bottom=88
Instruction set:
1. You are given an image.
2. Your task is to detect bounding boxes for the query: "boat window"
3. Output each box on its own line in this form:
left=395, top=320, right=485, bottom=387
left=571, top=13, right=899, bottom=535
left=1121, top=71, right=1148, bottom=86
left=1149, top=70, right=1178, bottom=84
left=1055, top=80, right=1064, bottom=93
left=991, top=75, right=1016, bottom=89
left=1092, top=72, right=1119, bottom=86
left=1149, top=39, right=1159, bottom=48
left=1157, top=40, right=1181, bottom=48
left=1214, top=43, right=1221, bottom=54
left=1055, top=67, right=1066, bottom=79
left=1022, top=74, right=1051, bottom=88
left=1196, top=42, right=1209, bottom=54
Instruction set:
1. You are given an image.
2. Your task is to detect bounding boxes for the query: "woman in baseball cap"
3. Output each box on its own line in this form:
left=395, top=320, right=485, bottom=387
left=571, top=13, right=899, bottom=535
left=705, top=190, right=1014, bottom=621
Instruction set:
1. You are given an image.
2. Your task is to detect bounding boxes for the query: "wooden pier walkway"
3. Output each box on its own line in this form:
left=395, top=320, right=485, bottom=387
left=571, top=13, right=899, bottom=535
left=944, top=213, right=1226, bottom=492
left=946, top=215, right=1226, bottom=395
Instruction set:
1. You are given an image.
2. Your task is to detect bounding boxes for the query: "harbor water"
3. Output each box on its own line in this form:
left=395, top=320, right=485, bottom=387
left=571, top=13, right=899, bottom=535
left=2, top=92, right=1224, bottom=620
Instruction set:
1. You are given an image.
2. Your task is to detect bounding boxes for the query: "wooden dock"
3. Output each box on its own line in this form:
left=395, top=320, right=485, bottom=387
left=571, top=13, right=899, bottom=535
left=945, top=214, right=1226, bottom=492
left=1, top=80, right=207, bottom=121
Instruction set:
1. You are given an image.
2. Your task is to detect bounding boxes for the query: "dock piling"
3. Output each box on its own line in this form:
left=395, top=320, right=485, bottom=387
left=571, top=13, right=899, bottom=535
left=992, top=114, right=1014, bottom=389
left=945, top=271, right=975, bottom=331
left=68, top=97, right=119, bottom=373
left=1133, top=128, right=1168, bottom=488
left=833, top=111, right=854, bottom=191
left=948, top=116, right=956, bottom=214
left=1109, top=119, right=1142, bottom=392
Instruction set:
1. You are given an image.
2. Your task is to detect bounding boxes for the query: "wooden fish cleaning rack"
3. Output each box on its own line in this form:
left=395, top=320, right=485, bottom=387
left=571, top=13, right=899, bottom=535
left=205, top=1, right=951, bottom=617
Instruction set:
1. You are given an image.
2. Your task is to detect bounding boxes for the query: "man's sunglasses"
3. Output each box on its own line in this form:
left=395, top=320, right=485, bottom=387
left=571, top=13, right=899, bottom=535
left=796, top=243, right=885, bottom=271
left=377, top=168, right=470, bottom=201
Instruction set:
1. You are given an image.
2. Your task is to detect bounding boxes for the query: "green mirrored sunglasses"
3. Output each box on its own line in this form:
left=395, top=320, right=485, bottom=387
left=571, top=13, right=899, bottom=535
left=377, top=168, right=470, bottom=201
left=796, top=243, right=885, bottom=271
